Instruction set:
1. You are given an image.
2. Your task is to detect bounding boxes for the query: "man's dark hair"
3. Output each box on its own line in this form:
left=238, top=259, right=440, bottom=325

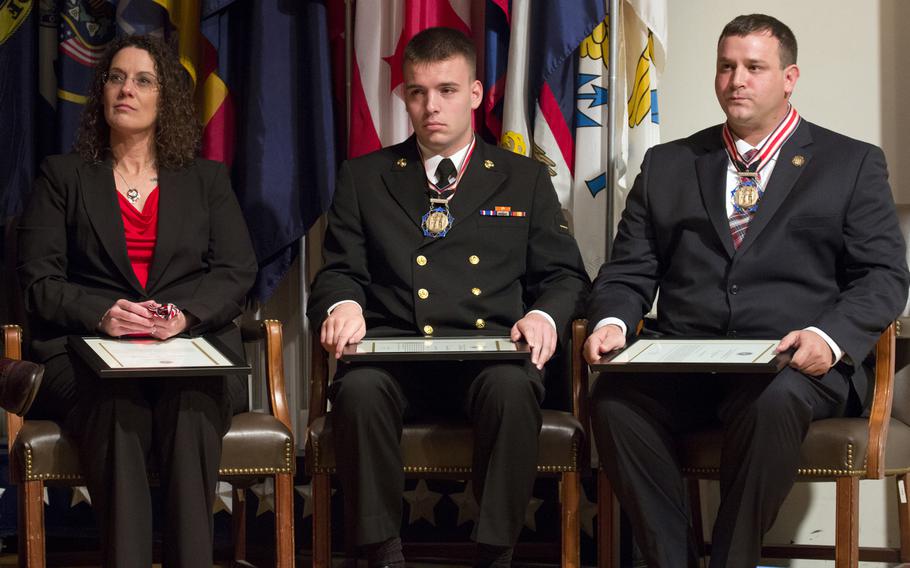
left=719, top=14, right=798, bottom=67
left=404, top=27, right=476, bottom=76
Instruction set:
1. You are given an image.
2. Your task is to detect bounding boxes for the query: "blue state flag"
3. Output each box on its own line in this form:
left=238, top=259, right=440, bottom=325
left=0, top=0, right=37, bottom=220
left=230, top=0, right=336, bottom=301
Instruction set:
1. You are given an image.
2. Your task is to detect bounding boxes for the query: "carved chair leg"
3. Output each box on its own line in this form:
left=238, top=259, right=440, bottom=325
left=597, top=468, right=616, bottom=568
left=312, top=472, right=332, bottom=568
left=274, top=473, right=295, bottom=568
left=19, top=479, right=45, bottom=568
left=834, top=476, right=859, bottom=568
left=560, top=471, right=581, bottom=568
left=232, top=485, right=247, bottom=562
left=898, top=474, right=910, bottom=562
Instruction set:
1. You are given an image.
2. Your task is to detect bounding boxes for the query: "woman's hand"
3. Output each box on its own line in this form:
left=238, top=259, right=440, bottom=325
left=98, top=299, right=157, bottom=337
left=149, top=309, right=190, bottom=340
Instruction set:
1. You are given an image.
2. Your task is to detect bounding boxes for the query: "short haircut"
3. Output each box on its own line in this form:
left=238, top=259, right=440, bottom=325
left=404, top=27, right=476, bottom=77
left=719, top=14, right=798, bottom=67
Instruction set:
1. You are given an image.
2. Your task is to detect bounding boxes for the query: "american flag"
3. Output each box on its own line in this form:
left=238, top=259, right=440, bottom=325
left=58, top=12, right=108, bottom=67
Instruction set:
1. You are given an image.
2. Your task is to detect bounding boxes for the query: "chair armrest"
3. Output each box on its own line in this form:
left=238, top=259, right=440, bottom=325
left=2, top=325, right=25, bottom=448
left=308, top=332, right=329, bottom=427
left=258, top=319, right=292, bottom=434
left=866, top=321, right=897, bottom=479
left=572, top=319, right=591, bottom=468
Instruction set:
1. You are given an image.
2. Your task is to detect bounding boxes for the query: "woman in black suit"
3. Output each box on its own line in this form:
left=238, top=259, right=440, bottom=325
left=16, top=35, right=257, bottom=567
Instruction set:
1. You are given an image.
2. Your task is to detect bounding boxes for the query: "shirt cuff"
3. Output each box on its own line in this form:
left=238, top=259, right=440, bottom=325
left=804, top=326, right=844, bottom=364
left=327, top=300, right=362, bottom=316
left=527, top=310, right=557, bottom=331
left=593, top=317, right=628, bottom=336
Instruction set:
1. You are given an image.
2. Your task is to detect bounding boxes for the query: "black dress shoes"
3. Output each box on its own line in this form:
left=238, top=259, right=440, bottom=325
left=0, top=357, right=44, bottom=416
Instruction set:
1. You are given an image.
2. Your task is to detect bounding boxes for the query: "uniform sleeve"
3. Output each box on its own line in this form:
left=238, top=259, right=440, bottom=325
left=306, top=160, right=371, bottom=329
left=523, top=162, right=591, bottom=335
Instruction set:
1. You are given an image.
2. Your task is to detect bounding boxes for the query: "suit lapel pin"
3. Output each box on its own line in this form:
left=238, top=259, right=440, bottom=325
left=483, top=159, right=494, bottom=170
left=395, top=158, right=408, bottom=169
left=791, top=155, right=805, bottom=167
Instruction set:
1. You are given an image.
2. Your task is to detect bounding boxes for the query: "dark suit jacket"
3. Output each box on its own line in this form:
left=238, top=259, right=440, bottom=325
left=17, top=153, right=258, bottom=363
left=588, top=121, right=909, bottom=401
left=308, top=136, right=589, bottom=342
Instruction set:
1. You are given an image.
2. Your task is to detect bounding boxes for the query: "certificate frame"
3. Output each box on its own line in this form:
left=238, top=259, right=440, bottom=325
left=68, top=335, right=251, bottom=378
left=591, top=337, right=791, bottom=374
left=340, top=336, right=531, bottom=362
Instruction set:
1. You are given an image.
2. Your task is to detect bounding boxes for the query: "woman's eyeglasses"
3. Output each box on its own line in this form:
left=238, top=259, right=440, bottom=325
left=103, top=71, right=159, bottom=92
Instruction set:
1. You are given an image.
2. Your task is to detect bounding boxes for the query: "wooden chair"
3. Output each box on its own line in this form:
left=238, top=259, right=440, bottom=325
left=2, top=319, right=295, bottom=568
left=305, top=319, right=592, bottom=568
left=597, top=322, right=910, bottom=567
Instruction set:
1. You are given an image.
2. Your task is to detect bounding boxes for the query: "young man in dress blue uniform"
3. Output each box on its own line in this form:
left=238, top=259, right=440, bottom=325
left=308, top=27, right=589, bottom=568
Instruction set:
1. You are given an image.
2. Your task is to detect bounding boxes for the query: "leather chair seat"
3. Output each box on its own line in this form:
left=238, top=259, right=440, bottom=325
left=680, top=418, right=910, bottom=479
left=307, top=408, right=583, bottom=474
left=11, top=411, right=293, bottom=484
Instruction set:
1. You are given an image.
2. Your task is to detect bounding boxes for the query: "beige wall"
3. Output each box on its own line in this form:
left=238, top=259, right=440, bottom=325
left=661, top=0, right=909, bottom=203
left=660, top=2, right=907, bottom=564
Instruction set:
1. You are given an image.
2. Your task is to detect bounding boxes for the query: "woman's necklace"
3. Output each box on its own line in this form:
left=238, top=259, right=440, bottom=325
left=113, top=165, right=157, bottom=204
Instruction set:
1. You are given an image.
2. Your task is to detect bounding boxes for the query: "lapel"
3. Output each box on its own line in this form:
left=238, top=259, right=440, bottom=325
left=695, top=128, right=737, bottom=258
left=145, top=165, right=186, bottom=292
left=447, top=140, right=507, bottom=223
left=378, top=137, right=508, bottom=241
left=736, top=122, right=813, bottom=256
left=380, top=137, right=429, bottom=231
left=81, top=159, right=145, bottom=294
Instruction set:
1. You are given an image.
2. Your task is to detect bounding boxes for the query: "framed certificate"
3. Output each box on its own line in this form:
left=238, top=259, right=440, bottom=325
left=591, top=338, right=791, bottom=373
left=69, top=335, right=251, bottom=378
left=340, top=336, right=531, bottom=362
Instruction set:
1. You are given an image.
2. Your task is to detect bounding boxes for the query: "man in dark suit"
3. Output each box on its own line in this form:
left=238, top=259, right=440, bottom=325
left=308, top=27, right=589, bottom=568
left=584, top=14, right=909, bottom=567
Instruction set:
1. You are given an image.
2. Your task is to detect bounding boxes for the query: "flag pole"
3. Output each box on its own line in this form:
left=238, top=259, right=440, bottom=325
left=606, top=0, right=620, bottom=262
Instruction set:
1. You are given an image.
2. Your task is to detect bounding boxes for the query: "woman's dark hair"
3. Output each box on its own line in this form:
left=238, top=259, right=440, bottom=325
left=74, top=34, right=201, bottom=169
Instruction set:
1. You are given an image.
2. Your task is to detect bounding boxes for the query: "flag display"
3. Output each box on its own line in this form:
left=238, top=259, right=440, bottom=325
left=616, top=0, right=666, bottom=229
left=571, top=18, right=610, bottom=276
left=348, top=0, right=472, bottom=158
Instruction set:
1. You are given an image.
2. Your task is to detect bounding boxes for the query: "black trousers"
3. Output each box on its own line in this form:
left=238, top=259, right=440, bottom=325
left=328, top=360, right=545, bottom=547
left=28, top=349, right=246, bottom=568
left=590, top=365, right=852, bottom=568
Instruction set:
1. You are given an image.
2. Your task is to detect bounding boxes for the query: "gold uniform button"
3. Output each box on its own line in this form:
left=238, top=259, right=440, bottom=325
left=469, top=255, right=480, bottom=265
left=471, top=287, right=481, bottom=296
left=417, top=288, right=429, bottom=299
left=423, top=325, right=434, bottom=335
left=416, top=255, right=428, bottom=266
left=475, top=318, right=486, bottom=329
left=396, top=158, right=408, bottom=168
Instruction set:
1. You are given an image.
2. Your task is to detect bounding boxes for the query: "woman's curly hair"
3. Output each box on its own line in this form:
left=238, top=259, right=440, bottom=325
left=74, top=34, right=201, bottom=169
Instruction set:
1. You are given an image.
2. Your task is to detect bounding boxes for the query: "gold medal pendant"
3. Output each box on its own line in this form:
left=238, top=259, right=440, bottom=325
left=731, top=176, right=762, bottom=214
left=422, top=206, right=454, bottom=238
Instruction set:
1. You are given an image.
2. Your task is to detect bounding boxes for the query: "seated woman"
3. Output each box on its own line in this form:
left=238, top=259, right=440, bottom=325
left=15, top=34, right=257, bottom=566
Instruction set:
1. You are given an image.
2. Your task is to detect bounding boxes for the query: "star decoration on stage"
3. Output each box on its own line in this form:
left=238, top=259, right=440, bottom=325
left=523, top=496, right=544, bottom=532
left=70, top=486, right=92, bottom=508
left=578, top=485, right=598, bottom=538
left=213, top=481, right=233, bottom=515
left=295, top=482, right=336, bottom=521
left=251, top=479, right=274, bottom=516
left=448, top=481, right=480, bottom=527
left=403, top=479, right=443, bottom=526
